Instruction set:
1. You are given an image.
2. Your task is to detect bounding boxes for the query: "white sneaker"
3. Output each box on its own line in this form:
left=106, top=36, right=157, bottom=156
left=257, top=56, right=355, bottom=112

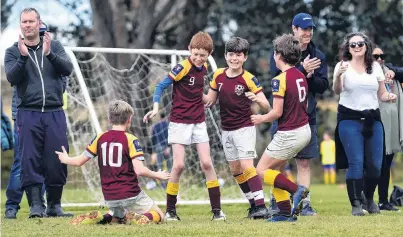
left=211, top=209, right=226, bottom=221
left=164, top=210, right=180, bottom=221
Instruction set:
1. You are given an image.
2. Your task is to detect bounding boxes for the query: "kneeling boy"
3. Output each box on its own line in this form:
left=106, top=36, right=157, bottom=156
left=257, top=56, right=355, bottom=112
left=56, top=100, right=170, bottom=224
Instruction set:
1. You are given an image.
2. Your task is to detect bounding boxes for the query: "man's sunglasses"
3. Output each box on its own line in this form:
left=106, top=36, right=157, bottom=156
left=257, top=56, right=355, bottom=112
left=373, top=54, right=386, bottom=60
left=349, top=41, right=365, bottom=48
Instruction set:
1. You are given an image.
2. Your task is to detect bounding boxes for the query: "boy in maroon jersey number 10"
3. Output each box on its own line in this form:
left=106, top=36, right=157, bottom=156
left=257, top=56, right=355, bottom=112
left=143, top=32, right=225, bottom=221
left=251, top=34, right=311, bottom=222
left=204, top=37, right=271, bottom=219
left=56, top=100, right=170, bottom=225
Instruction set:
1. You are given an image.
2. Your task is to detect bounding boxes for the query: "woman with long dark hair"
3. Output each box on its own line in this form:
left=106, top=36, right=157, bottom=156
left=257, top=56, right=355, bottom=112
left=333, top=32, right=397, bottom=216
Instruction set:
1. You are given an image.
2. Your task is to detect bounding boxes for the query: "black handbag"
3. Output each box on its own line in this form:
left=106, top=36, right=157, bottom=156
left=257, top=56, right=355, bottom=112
left=389, top=185, right=403, bottom=206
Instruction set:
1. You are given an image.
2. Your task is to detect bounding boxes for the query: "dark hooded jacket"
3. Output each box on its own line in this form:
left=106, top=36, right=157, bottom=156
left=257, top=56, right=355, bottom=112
left=4, top=40, right=72, bottom=112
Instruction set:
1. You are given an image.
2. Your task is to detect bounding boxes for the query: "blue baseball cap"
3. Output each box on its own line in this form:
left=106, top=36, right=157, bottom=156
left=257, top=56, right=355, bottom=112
left=292, top=13, right=316, bottom=29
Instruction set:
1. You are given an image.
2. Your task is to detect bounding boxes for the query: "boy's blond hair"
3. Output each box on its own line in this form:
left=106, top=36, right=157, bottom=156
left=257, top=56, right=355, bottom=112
left=108, top=100, right=134, bottom=125
left=189, top=31, right=214, bottom=53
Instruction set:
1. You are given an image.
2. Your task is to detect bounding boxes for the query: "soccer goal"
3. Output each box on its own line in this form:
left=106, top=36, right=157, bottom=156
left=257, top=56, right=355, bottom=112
left=62, top=47, right=248, bottom=207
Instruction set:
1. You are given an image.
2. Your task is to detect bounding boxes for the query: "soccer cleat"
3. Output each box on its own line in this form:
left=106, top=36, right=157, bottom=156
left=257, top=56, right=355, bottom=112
left=246, top=207, right=255, bottom=219
left=379, top=202, right=400, bottom=211
left=164, top=209, right=181, bottom=221
left=69, top=211, right=103, bottom=225
left=211, top=209, right=226, bottom=221
left=124, top=211, right=151, bottom=225
left=97, top=214, right=113, bottom=225
left=250, top=205, right=269, bottom=219
left=300, top=204, right=318, bottom=216
left=291, top=185, right=309, bottom=216
left=267, top=213, right=297, bottom=222
left=4, top=209, right=17, bottom=219
left=268, top=197, right=280, bottom=215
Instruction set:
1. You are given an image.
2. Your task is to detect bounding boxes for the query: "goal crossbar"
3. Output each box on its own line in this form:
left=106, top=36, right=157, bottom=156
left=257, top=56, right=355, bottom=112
left=64, top=46, right=218, bottom=136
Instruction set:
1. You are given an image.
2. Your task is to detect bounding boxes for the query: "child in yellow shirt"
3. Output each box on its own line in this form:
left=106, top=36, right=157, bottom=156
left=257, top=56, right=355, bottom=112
left=320, top=131, right=336, bottom=184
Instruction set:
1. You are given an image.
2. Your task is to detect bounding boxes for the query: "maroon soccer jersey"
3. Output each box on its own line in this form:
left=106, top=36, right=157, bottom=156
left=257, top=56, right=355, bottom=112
left=85, top=130, right=144, bottom=201
left=168, top=58, right=207, bottom=124
left=210, top=68, right=263, bottom=131
left=272, top=67, right=309, bottom=131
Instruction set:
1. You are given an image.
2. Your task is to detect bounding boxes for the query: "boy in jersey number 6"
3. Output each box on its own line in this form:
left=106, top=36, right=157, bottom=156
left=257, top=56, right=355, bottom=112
left=204, top=37, right=270, bottom=219
left=143, top=32, right=226, bottom=221
left=56, top=100, right=170, bottom=225
left=252, top=34, right=310, bottom=222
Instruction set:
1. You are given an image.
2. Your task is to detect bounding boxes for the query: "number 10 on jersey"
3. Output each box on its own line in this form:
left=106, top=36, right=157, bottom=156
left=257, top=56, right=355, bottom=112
left=101, top=142, right=123, bottom=167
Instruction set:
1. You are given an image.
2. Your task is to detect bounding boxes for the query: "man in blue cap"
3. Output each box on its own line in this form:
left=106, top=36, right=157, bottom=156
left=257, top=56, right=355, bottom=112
left=268, top=13, right=328, bottom=216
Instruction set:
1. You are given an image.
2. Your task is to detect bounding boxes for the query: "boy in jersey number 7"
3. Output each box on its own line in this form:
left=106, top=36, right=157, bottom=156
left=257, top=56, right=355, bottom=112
left=56, top=100, right=170, bottom=225
left=143, top=32, right=225, bottom=221
left=204, top=37, right=270, bottom=219
left=252, top=34, right=310, bottom=222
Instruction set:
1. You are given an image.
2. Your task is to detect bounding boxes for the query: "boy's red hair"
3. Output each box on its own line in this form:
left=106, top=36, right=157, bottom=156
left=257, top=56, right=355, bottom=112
left=189, top=32, right=213, bottom=53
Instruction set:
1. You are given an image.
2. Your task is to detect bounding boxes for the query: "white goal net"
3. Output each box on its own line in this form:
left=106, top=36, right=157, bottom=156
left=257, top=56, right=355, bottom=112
left=62, top=47, right=247, bottom=207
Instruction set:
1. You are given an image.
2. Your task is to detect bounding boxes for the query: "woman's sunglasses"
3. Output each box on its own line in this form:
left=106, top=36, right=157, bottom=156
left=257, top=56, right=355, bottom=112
left=373, top=54, right=386, bottom=60
left=349, top=41, right=365, bottom=48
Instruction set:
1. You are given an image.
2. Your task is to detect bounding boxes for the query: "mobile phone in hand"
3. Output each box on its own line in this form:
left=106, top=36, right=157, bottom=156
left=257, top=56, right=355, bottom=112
left=40, top=22, right=48, bottom=37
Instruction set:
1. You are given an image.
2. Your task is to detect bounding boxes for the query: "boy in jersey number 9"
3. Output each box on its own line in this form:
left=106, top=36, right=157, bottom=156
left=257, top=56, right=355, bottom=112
left=56, top=100, right=170, bottom=225
left=143, top=32, right=226, bottom=221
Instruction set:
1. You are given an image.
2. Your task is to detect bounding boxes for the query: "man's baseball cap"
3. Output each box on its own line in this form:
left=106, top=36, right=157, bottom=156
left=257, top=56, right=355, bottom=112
left=292, top=13, right=316, bottom=29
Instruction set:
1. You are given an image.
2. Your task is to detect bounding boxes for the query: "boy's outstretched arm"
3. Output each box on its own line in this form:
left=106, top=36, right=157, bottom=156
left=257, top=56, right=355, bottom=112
left=56, top=146, right=90, bottom=166
left=132, top=158, right=171, bottom=180
left=143, top=76, right=173, bottom=123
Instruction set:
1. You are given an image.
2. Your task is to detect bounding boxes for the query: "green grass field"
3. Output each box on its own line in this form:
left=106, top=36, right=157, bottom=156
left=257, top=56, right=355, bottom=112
left=1, top=184, right=403, bottom=237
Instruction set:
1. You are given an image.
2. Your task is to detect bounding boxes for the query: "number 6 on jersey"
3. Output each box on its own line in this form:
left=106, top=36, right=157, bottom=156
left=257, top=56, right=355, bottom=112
left=296, top=78, right=307, bottom=102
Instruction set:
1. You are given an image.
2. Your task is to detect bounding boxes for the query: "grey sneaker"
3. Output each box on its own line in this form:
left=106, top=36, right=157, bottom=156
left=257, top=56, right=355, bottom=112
left=4, top=209, right=17, bottom=219
left=351, top=200, right=365, bottom=216
left=366, top=200, right=380, bottom=214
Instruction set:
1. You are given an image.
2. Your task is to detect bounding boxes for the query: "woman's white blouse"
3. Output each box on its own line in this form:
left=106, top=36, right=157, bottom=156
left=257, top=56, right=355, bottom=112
left=334, top=61, right=385, bottom=110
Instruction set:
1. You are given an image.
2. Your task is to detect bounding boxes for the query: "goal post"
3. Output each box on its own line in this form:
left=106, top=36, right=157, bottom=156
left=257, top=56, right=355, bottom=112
left=65, top=48, right=102, bottom=134
left=62, top=46, right=247, bottom=207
